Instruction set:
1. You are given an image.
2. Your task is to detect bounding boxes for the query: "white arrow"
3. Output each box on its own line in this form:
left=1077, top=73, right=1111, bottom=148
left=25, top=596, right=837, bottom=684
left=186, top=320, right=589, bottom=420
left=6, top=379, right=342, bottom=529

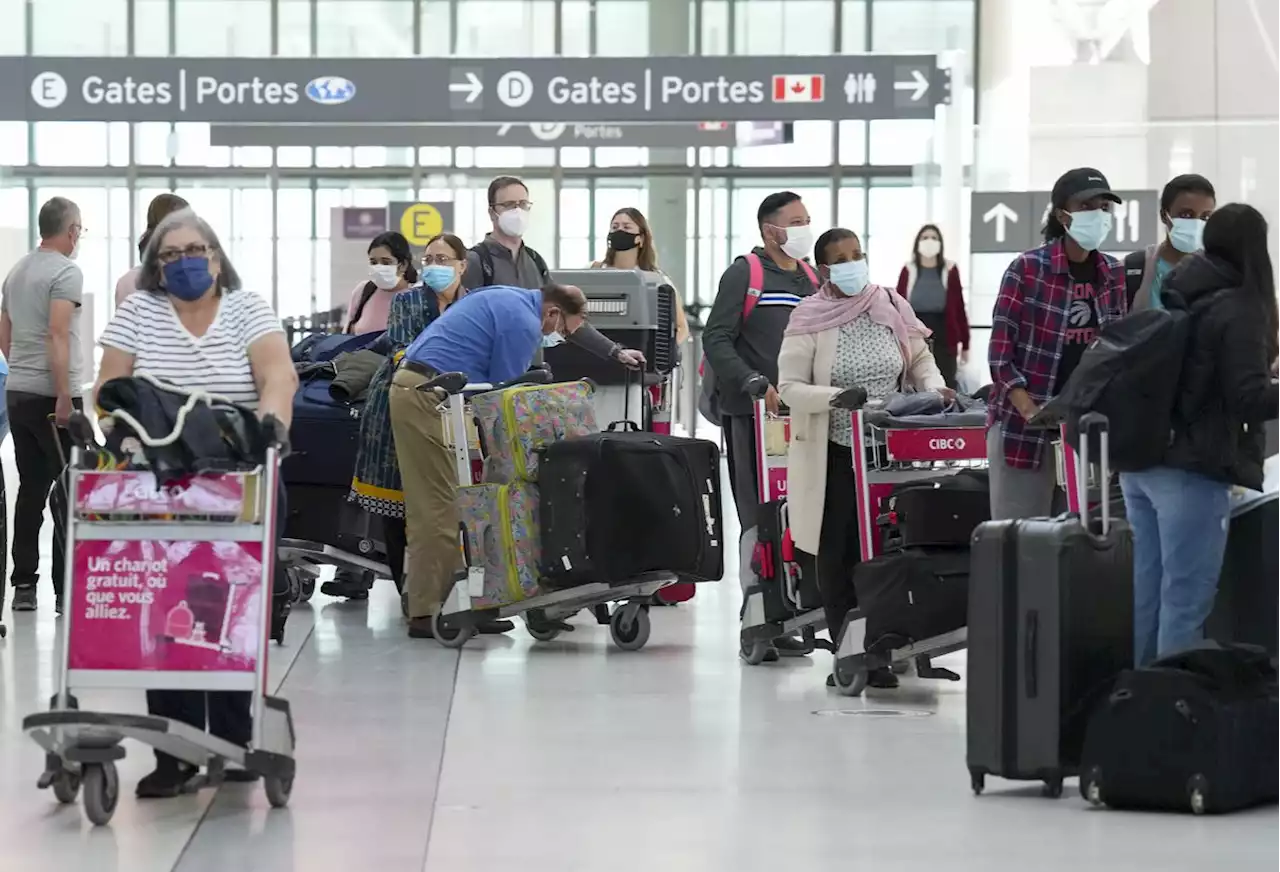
left=893, top=69, right=930, bottom=101
left=982, top=203, right=1019, bottom=244
left=448, top=71, right=483, bottom=103
left=496, top=124, right=512, bottom=136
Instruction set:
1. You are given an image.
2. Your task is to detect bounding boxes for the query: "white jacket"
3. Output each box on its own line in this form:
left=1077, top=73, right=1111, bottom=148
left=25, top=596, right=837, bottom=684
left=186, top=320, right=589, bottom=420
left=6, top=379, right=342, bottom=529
left=777, top=326, right=944, bottom=555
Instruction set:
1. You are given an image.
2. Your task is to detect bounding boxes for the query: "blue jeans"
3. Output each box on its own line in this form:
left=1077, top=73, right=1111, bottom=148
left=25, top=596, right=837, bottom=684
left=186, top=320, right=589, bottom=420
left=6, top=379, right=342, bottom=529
left=0, top=371, right=8, bottom=444
left=1120, top=466, right=1232, bottom=666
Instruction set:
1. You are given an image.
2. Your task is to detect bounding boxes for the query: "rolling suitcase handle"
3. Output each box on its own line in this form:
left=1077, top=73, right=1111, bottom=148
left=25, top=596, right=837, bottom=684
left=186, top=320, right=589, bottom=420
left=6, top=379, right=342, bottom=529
left=1076, top=412, right=1112, bottom=536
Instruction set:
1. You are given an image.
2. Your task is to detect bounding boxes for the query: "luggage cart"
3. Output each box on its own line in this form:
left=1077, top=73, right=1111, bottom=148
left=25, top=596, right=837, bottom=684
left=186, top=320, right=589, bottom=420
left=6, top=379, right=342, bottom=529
left=421, top=371, right=676, bottom=652
left=831, top=409, right=988, bottom=696
left=739, top=395, right=829, bottom=665
left=22, top=412, right=297, bottom=826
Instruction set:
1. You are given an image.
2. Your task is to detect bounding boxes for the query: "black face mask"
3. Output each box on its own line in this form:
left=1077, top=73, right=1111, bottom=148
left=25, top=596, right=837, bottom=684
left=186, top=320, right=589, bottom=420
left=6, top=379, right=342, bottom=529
left=608, top=230, right=639, bottom=252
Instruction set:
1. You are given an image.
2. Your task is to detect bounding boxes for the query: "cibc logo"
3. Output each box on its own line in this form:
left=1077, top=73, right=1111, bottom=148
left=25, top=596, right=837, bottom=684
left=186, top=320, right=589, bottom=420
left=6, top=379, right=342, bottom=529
left=30, top=72, right=68, bottom=108
left=305, top=76, right=356, bottom=105
left=928, top=436, right=967, bottom=451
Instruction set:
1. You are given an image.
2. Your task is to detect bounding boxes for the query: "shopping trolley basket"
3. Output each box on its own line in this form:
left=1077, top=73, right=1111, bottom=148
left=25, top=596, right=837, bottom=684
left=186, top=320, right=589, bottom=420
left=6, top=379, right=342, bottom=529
left=22, top=410, right=296, bottom=826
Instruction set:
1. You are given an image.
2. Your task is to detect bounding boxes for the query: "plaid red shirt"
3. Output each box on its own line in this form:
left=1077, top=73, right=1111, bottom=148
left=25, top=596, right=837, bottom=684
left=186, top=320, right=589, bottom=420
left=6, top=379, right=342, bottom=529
left=987, top=239, right=1126, bottom=469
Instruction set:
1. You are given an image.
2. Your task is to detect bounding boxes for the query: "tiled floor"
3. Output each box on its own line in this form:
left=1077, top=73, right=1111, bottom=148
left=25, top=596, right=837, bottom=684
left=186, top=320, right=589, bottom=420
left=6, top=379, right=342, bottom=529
left=0, top=447, right=1275, bottom=871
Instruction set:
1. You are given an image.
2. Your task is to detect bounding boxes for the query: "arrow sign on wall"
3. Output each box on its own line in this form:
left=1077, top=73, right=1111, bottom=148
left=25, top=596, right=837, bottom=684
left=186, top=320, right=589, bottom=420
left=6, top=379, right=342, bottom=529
left=893, top=69, right=930, bottom=101
left=449, top=71, right=483, bottom=104
left=982, top=202, right=1019, bottom=245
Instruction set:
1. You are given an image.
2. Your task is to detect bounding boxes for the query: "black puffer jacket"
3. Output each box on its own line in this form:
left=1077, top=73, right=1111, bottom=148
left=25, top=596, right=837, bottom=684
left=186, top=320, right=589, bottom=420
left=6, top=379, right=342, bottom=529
left=1163, top=254, right=1279, bottom=489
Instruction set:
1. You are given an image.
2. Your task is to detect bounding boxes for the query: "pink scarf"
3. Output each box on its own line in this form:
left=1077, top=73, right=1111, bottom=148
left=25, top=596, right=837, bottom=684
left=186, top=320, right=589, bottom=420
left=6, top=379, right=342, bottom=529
left=786, top=281, right=931, bottom=365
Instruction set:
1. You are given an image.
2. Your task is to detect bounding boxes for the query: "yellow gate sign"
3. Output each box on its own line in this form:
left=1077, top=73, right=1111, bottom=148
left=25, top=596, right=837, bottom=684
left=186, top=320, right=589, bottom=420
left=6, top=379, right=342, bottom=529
left=389, top=201, right=455, bottom=246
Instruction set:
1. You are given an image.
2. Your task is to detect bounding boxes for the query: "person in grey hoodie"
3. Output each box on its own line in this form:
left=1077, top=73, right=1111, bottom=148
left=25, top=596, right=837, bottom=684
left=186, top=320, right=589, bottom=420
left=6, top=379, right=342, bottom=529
left=1125, top=174, right=1216, bottom=311
left=702, top=191, right=820, bottom=660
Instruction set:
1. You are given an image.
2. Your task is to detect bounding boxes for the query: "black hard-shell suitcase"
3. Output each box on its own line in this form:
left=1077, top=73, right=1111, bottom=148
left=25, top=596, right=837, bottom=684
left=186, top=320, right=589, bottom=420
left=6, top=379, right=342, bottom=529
left=1206, top=496, right=1277, bottom=656
left=283, top=483, right=385, bottom=559
left=281, top=383, right=361, bottom=488
left=853, top=548, right=968, bottom=652
left=1078, top=644, right=1279, bottom=814
left=751, top=498, right=822, bottom=623
left=879, top=469, right=990, bottom=550
left=538, top=426, right=722, bottom=587
left=966, top=414, right=1134, bottom=797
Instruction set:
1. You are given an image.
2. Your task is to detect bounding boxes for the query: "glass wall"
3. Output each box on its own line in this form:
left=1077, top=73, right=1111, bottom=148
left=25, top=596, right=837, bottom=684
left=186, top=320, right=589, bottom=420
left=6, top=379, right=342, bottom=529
left=0, top=0, right=978, bottom=321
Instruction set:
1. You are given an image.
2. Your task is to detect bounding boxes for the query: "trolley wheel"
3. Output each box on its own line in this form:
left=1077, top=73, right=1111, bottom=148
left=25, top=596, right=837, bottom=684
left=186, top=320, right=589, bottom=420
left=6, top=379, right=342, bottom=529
left=526, top=621, right=562, bottom=643
left=82, top=762, right=119, bottom=826
left=739, top=639, right=770, bottom=666
left=0, top=622, right=6, bottom=639
left=610, top=604, right=651, bottom=651
left=1042, top=777, right=1064, bottom=799
left=969, top=768, right=986, bottom=796
left=891, top=660, right=911, bottom=675
left=298, top=577, right=316, bottom=603
left=1081, top=766, right=1104, bottom=807
left=432, top=612, right=473, bottom=649
left=264, top=774, right=294, bottom=809
left=52, top=769, right=81, bottom=804
left=832, top=660, right=869, bottom=697
left=1188, top=774, right=1208, bottom=815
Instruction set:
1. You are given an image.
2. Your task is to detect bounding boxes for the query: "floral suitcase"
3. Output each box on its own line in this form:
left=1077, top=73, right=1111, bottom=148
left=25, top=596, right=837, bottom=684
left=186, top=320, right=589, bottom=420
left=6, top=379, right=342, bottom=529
left=456, top=481, right=542, bottom=608
left=471, top=381, right=597, bottom=484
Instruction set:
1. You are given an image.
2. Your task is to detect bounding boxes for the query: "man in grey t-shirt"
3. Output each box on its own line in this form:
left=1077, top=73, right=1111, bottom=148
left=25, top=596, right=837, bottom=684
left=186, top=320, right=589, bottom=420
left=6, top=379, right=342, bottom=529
left=0, top=196, right=85, bottom=613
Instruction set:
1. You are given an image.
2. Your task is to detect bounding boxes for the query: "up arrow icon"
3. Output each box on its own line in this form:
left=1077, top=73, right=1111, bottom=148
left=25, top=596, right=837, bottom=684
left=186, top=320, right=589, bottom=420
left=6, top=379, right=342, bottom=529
left=982, top=202, right=1019, bottom=245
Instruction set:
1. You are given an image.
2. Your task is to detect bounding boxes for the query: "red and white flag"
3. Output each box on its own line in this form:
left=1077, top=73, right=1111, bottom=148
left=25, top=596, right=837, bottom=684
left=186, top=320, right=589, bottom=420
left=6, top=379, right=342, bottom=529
left=771, top=74, right=825, bottom=103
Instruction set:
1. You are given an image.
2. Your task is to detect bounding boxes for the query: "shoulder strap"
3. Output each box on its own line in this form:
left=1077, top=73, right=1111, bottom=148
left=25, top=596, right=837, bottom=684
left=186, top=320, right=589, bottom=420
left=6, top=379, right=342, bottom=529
left=1123, top=250, right=1146, bottom=309
left=742, top=253, right=764, bottom=320
left=796, top=259, right=819, bottom=288
left=347, top=282, right=378, bottom=334
left=470, top=245, right=495, bottom=287
left=526, top=246, right=551, bottom=283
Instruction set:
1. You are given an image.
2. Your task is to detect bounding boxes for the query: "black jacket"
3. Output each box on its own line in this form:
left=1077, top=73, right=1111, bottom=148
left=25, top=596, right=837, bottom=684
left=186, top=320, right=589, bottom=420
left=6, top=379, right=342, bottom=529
left=1163, top=254, right=1279, bottom=490
left=702, top=248, right=817, bottom=417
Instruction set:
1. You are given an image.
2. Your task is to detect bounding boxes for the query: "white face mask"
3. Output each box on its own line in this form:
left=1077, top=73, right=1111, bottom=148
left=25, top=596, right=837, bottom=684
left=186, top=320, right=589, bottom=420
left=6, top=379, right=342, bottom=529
left=368, top=264, right=400, bottom=290
left=497, top=207, right=529, bottom=238
left=778, top=225, right=814, bottom=260
left=917, top=238, right=941, bottom=258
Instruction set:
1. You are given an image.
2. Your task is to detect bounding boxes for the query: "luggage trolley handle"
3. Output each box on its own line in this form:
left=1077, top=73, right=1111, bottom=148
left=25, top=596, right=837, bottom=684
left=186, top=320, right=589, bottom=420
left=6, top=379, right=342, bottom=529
left=1075, top=412, right=1112, bottom=536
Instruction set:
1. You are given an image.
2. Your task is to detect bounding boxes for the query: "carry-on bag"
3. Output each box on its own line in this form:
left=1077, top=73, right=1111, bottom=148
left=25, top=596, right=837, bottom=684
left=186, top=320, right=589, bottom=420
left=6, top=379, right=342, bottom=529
left=852, top=548, right=968, bottom=652
left=538, top=425, right=722, bottom=587
left=753, top=498, right=822, bottom=622
left=470, top=380, right=597, bottom=484
left=1078, top=643, right=1279, bottom=814
left=879, top=469, right=990, bottom=551
left=456, top=481, right=543, bottom=608
left=966, top=413, right=1134, bottom=797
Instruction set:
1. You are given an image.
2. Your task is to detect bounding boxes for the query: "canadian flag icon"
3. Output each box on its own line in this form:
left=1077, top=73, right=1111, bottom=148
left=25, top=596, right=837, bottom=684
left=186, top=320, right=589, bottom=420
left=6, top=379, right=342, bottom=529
left=772, top=74, right=825, bottom=103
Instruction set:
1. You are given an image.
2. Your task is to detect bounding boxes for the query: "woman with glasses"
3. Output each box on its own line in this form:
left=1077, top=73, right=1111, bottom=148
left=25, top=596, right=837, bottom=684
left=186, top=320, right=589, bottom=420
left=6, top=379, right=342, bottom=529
left=348, top=232, right=468, bottom=612
left=94, top=208, right=298, bottom=798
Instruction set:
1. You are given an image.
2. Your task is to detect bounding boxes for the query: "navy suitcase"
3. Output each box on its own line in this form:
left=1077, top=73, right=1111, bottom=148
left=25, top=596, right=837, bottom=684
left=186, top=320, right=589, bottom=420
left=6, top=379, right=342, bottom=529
left=966, top=414, right=1134, bottom=797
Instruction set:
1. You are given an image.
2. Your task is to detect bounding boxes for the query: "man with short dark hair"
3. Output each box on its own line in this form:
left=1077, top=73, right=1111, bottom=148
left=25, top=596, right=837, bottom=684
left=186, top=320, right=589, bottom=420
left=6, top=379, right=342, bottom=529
left=0, top=196, right=85, bottom=614
left=463, top=176, right=550, bottom=291
left=1125, top=173, right=1216, bottom=311
left=391, top=282, right=639, bottom=639
left=702, top=190, right=820, bottom=661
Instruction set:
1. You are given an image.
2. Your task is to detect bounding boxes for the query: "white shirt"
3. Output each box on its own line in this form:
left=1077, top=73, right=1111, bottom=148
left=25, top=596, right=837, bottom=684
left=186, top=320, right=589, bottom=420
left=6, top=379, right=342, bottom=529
left=99, top=290, right=282, bottom=408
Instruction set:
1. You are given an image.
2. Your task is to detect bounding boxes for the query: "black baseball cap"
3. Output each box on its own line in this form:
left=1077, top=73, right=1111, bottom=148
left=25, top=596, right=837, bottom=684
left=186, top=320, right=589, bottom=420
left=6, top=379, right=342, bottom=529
left=1051, top=168, right=1122, bottom=208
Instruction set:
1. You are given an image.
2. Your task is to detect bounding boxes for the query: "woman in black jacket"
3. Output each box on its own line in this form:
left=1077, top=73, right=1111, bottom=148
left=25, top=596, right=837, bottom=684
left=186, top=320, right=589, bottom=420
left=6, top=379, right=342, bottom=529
left=1120, top=203, right=1279, bottom=667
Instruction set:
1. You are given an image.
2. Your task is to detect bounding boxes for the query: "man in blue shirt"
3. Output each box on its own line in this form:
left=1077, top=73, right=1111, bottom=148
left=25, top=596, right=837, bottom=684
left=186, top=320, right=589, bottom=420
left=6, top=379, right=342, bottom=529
left=389, top=282, right=643, bottom=638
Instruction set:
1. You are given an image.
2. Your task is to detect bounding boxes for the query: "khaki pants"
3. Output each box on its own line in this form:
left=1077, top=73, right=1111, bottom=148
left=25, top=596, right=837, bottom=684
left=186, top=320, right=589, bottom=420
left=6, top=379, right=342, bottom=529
left=389, top=368, right=462, bottom=619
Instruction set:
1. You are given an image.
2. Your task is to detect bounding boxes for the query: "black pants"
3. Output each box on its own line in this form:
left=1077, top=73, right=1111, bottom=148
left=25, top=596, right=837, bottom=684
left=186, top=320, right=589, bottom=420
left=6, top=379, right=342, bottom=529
left=7, top=392, right=81, bottom=595
left=799, top=442, right=864, bottom=642
left=918, top=311, right=957, bottom=389
left=147, top=482, right=289, bottom=768
left=721, top=412, right=760, bottom=530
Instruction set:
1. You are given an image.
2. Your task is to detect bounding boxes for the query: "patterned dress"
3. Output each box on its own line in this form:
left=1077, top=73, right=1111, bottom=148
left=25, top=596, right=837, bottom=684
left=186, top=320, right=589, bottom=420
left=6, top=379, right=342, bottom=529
left=349, top=286, right=441, bottom=518
left=827, top=314, right=904, bottom=447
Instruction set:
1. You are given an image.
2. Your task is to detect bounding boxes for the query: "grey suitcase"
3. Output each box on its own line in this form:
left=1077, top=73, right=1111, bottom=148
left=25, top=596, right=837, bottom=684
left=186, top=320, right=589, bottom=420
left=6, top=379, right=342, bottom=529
left=966, top=413, right=1134, bottom=797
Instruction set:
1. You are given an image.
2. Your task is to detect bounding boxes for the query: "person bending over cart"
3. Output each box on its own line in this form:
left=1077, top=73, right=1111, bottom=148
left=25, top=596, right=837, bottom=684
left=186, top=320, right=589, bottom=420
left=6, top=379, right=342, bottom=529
left=95, top=208, right=299, bottom=798
left=390, top=283, right=644, bottom=639
left=777, top=227, right=951, bottom=690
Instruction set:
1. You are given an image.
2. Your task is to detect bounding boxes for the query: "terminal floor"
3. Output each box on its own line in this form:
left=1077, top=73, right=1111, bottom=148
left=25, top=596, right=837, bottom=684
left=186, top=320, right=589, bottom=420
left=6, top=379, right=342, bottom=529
left=0, top=451, right=1276, bottom=871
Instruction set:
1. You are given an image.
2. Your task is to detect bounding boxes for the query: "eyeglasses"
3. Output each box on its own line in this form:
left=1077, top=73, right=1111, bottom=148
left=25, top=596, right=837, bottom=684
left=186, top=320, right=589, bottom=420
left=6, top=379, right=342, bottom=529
left=421, top=254, right=458, bottom=266
left=494, top=200, right=533, bottom=211
left=157, top=243, right=213, bottom=263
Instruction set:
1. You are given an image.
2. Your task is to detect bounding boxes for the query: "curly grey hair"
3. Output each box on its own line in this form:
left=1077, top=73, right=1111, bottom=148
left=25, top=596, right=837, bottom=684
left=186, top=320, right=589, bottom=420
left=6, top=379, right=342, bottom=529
left=137, top=207, right=243, bottom=294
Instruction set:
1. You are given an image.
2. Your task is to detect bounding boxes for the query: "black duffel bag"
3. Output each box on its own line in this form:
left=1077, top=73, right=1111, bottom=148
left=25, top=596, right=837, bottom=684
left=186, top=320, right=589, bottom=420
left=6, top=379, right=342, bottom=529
left=879, top=469, right=990, bottom=551
left=852, top=548, right=968, bottom=652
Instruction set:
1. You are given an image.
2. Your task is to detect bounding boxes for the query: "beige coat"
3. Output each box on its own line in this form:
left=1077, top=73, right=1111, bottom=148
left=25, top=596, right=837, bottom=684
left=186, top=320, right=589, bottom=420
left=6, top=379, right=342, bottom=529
left=777, top=324, right=945, bottom=555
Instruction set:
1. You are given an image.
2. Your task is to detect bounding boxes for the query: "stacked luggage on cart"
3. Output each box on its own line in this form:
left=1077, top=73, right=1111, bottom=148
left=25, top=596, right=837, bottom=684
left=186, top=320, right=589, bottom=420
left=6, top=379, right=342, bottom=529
left=425, top=370, right=723, bottom=651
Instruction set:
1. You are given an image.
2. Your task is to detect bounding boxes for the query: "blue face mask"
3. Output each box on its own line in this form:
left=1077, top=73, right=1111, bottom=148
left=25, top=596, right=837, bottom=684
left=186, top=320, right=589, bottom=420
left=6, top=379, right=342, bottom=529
left=828, top=259, right=870, bottom=296
left=163, top=256, right=214, bottom=301
left=1168, top=217, right=1205, bottom=254
left=541, top=331, right=565, bottom=348
left=1064, top=209, right=1113, bottom=252
left=422, top=265, right=456, bottom=291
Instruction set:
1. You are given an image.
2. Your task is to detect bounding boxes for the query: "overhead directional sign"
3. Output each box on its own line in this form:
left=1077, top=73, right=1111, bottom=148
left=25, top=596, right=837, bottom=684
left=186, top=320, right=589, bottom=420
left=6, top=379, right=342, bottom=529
left=0, top=56, right=947, bottom=123
left=971, top=190, right=1160, bottom=253
left=210, top=122, right=760, bottom=148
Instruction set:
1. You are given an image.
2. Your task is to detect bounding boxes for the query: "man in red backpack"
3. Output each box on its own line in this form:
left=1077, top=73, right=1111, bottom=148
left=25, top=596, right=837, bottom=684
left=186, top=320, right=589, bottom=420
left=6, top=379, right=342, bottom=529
left=702, top=191, right=820, bottom=660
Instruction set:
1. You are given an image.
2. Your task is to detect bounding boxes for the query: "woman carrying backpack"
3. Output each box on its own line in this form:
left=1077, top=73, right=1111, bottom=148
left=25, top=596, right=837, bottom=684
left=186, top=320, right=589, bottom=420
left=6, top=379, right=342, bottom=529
left=345, top=231, right=419, bottom=334
left=1121, top=203, right=1279, bottom=666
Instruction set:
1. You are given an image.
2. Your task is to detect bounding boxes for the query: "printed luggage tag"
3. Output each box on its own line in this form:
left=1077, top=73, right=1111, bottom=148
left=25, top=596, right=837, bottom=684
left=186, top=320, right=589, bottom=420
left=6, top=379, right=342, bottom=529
left=467, top=566, right=485, bottom=597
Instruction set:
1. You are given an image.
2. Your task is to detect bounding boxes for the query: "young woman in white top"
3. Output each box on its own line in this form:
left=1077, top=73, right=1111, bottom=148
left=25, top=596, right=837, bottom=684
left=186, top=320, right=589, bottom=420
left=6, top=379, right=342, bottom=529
left=96, top=208, right=298, bottom=799
left=777, top=227, right=950, bottom=690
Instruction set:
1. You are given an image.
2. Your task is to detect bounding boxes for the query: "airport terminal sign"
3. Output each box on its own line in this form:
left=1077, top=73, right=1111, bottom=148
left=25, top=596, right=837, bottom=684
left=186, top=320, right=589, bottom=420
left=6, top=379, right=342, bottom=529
left=970, top=190, right=1160, bottom=253
left=0, top=56, right=947, bottom=123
